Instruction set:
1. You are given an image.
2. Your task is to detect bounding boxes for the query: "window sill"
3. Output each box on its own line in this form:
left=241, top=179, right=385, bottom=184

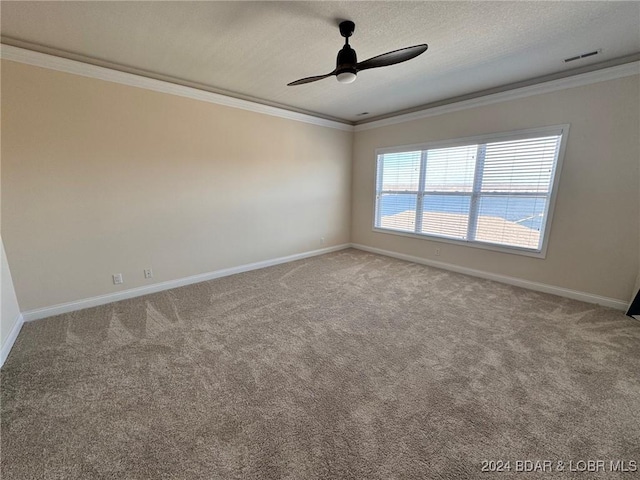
left=372, top=227, right=547, bottom=259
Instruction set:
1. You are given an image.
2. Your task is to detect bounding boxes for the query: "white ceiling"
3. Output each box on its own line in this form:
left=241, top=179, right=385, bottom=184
left=2, top=1, right=639, bottom=124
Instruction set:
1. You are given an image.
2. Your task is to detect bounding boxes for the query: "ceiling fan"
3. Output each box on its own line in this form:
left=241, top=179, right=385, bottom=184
left=288, top=20, right=428, bottom=86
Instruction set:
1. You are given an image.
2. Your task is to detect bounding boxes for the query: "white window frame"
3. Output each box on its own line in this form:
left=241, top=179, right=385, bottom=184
left=372, top=125, right=570, bottom=258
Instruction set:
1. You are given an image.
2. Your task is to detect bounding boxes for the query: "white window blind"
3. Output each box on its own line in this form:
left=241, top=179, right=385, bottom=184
left=374, top=127, right=567, bottom=255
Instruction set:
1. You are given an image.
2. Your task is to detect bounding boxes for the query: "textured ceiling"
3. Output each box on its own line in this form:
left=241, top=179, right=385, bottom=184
left=2, top=1, right=639, bottom=123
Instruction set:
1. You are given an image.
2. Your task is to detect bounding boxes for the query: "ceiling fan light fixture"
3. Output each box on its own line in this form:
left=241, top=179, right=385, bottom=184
left=336, top=71, right=357, bottom=83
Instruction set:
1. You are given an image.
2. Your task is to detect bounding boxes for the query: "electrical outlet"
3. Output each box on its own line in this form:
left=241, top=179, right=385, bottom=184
left=320, top=237, right=325, bottom=245
left=144, top=268, right=153, bottom=279
left=435, top=248, right=441, bottom=257
left=112, top=273, right=123, bottom=285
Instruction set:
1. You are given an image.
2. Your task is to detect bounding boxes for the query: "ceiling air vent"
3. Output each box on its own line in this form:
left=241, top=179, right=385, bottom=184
left=564, top=50, right=601, bottom=63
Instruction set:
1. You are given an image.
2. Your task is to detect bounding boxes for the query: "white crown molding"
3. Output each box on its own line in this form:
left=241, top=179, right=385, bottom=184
left=3, top=44, right=637, bottom=135
left=0, top=44, right=354, bottom=132
left=0, top=314, right=24, bottom=368
left=351, top=243, right=630, bottom=311
left=355, top=61, right=640, bottom=132
left=21, top=244, right=351, bottom=322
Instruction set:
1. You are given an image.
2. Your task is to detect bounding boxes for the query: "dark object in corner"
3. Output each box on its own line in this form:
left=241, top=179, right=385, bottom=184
left=627, top=288, right=640, bottom=319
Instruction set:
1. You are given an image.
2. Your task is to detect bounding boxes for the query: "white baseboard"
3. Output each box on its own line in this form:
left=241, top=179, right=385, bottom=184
left=350, top=243, right=630, bottom=311
left=18, top=241, right=630, bottom=324
left=22, top=244, right=351, bottom=322
left=0, top=314, right=24, bottom=368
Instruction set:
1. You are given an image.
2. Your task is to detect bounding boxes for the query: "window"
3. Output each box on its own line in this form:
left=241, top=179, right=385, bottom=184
left=374, top=126, right=568, bottom=257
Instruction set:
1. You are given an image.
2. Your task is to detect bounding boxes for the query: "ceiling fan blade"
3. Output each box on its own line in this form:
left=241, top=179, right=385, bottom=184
left=356, top=44, right=428, bottom=71
left=287, top=71, right=335, bottom=86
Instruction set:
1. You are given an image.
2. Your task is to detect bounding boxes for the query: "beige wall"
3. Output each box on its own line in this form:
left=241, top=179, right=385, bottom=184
left=1, top=60, right=352, bottom=311
left=1, top=58, right=23, bottom=354
left=2, top=58, right=638, bottom=312
left=636, top=130, right=640, bottom=306
left=1, top=237, right=21, bottom=348
left=352, top=75, right=640, bottom=302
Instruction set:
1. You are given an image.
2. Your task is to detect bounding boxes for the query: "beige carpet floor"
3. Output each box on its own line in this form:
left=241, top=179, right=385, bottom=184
left=2, top=249, right=639, bottom=479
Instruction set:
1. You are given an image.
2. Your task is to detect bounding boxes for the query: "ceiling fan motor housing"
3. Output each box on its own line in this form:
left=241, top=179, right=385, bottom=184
left=336, top=45, right=358, bottom=76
